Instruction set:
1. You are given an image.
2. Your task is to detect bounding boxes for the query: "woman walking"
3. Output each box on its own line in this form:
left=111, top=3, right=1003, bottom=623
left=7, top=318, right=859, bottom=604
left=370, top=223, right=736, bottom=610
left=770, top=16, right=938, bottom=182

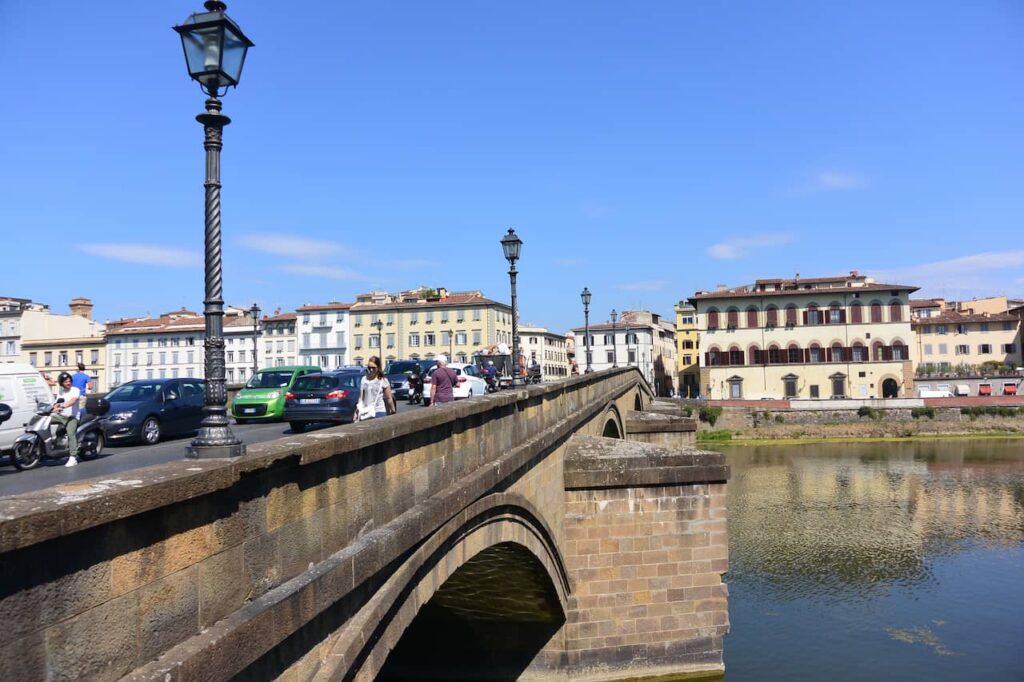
left=357, top=355, right=396, bottom=420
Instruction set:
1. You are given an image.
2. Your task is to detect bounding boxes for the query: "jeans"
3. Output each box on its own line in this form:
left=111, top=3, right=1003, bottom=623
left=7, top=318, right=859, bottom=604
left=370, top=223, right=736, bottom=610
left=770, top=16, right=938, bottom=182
left=52, top=413, right=79, bottom=457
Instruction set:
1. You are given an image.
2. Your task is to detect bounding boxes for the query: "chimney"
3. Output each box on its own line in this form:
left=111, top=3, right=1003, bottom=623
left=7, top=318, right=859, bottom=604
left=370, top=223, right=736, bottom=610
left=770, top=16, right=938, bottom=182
left=69, top=297, right=93, bottom=320
left=715, top=284, right=727, bottom=292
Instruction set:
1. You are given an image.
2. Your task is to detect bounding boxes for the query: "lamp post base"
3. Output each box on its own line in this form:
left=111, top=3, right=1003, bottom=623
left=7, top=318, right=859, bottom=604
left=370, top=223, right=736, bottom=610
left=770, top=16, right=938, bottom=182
left=186, top=442, right=246, bottom=459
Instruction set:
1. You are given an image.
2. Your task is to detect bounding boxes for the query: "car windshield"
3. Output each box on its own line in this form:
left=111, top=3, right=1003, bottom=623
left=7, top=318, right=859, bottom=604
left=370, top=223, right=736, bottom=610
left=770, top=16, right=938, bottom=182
left=246, top=371, right=294, bottom=389
left=385, top=361, right=420, bottom=375
left=294, top=374, right=361, bottom=390
left=106, top=382, right=164, bottom=402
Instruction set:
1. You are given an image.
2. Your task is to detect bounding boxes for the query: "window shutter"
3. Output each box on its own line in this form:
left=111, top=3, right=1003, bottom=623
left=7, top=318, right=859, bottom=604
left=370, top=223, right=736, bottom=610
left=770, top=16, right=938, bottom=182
left=704, top=352, right=709, bottom=365
left=804, top=349, right=810, bottom=363
left=802, top=310, right=808, bottom=325
left=826, top=347, right=832, bottom=362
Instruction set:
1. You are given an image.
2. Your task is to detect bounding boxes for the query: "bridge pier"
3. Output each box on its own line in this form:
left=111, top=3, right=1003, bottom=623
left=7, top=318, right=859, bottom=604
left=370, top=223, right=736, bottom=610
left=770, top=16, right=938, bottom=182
left=562, top=436, right=729, bottom=681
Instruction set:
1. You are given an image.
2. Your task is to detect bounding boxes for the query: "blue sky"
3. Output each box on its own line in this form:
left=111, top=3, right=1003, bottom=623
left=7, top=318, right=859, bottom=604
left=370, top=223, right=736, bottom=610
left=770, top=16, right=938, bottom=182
left=1, top=1, right=1021, bottom=330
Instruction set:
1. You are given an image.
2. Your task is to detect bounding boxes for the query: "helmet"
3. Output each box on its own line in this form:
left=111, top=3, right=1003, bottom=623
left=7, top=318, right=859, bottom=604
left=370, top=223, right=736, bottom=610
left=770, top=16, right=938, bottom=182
left=487, top=360, right=494, bottom=366
left=58, top=372, right=72, bottom=384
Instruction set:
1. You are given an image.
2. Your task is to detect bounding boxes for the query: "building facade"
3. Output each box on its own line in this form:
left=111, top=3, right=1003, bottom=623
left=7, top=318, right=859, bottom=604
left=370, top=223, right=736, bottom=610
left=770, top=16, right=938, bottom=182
left=296, top=303, right=352, bottom=371
left=570, top=309, right=677, bottom=396
left=261, top=312, right=298, bottom=368
left=347, top=288, right=512, bottom=367
left=224, top=311, right=262, bottom=385
left=105, top=309, right=206, bottom=387
left=674, top=302, right=700, bottom=398
left=689, top=273, right=917, bottom=400
left=518, top=325, right=569, bottom=379
left=0, top=297, right=49, bottom=364
left=19, top=298, right=108, bottom=391
left=911, top=298, right=1022, bottom=373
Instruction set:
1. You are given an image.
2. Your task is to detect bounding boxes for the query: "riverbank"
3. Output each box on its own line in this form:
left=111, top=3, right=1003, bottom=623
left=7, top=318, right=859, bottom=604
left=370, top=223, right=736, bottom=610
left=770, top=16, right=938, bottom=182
left=700, top=431, right=1024, bottom=446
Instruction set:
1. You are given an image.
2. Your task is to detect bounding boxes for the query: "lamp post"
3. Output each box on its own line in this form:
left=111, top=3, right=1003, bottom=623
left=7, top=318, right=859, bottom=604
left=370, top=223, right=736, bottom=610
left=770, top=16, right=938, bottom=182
left=446, top=328, right=454, bottom=360
left=175, top=1, right=253, bottom=459
left=580, top=287, right=592, bottom=373
left=249, top=303, right=260, bottom=378
left=500, top=228, right=523, bottom=385
left=372, top=319, right=383, bottom=360
left=625, top=318, right=632, bottom=366
left=610, top=309, right=618, bottom=368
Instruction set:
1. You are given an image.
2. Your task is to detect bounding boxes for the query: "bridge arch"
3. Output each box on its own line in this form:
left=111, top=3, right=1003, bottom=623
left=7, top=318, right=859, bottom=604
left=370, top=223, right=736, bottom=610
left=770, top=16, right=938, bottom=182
left=324, top=493, right=570, bottom=681
left=601, top=402, right=625, bottom=438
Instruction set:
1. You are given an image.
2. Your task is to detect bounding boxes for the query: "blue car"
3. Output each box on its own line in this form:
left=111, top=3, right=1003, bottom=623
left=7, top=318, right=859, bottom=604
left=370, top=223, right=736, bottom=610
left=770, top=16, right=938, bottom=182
left=100, top=378, right=206, bottom=445
left=283, top=370, right=363, bottom=433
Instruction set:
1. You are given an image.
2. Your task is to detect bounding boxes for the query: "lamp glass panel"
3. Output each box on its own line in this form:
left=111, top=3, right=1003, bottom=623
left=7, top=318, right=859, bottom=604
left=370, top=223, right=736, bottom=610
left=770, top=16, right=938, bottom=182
left=180, top=25, right=225, bottom=85
left=221, top=25, right=249, bottom=83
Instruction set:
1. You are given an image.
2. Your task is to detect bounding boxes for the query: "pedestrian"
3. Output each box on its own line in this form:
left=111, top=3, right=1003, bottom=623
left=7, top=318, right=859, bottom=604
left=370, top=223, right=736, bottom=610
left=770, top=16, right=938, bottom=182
left=356, top=355, right=395, bottom=420
left=72, top=362, right=92, bottom=411
left=52, top=372, right=82, bottom=467
left=430, top=354, right=458, bottom=406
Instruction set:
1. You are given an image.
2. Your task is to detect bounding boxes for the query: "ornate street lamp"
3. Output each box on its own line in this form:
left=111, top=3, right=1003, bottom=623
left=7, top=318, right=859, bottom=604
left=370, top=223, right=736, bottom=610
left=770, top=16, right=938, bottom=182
left=580, top=287, right=592, bottom=373
left=447, top=328, right=454, bottom=360
left=249, top=303, right=260, bottom=378
left=175, top=1, right=253, bottom=459
left=610, top=309, right=618, bottom=368
left=501, top=228, right=523, bottom=384
left=372, top=319, right=384, bottom=359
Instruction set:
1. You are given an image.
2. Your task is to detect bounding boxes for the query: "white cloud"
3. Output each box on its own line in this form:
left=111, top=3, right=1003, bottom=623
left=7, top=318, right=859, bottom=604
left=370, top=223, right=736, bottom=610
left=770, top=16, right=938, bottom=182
left=77, top=243, right=201, bottom=267
left=813, top=171, right=868, bottom=190
left=871, top=251, right=1024, bottom=298
left=616, top=280, right=668, bottom=292
left=707, top=233, right=794, bottom=260
left=278, top=264, right=370, bottom=281
left=239, top=234, right=350, bottom=259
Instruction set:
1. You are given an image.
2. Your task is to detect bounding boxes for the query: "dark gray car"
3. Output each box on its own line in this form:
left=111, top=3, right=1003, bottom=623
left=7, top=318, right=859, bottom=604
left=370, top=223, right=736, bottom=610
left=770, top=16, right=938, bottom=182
left=100, top=378, right=206, bottom=445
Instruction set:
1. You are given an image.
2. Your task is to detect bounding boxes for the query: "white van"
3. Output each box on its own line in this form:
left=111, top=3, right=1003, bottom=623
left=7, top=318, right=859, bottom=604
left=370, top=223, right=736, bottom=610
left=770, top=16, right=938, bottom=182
left=0, top=364, right=53, bottom=452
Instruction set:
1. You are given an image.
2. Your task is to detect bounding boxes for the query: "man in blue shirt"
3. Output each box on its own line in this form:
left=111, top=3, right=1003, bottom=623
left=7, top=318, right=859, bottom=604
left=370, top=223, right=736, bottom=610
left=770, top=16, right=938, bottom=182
left=71, top=362, right=92, bottom=409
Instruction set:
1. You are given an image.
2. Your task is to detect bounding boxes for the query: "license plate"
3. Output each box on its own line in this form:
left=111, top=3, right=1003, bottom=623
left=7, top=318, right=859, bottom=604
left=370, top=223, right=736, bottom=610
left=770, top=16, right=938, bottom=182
left=299, top=398, right=320, bottom=404
left=243, top=408, right=257, bottom=414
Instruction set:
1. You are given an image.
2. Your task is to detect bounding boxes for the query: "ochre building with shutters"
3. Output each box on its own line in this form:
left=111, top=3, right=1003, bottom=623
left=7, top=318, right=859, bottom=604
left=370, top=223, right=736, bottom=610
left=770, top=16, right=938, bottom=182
left=689, top=272, right=917, bottom=400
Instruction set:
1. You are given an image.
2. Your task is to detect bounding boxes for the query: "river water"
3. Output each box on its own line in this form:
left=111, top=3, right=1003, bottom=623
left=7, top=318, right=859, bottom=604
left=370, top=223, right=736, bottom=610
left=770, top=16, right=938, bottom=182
left=708, top=439, right=1024, bottom=681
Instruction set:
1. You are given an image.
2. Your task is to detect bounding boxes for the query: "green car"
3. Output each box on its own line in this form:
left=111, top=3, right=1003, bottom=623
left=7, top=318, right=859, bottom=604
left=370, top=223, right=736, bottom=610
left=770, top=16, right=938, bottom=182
left=232, top=365, right=320, bottom=423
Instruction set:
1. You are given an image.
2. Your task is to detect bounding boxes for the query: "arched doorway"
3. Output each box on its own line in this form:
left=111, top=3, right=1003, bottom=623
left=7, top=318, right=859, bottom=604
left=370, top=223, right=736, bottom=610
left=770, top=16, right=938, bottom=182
left=882, top=378, right=898, bottom=398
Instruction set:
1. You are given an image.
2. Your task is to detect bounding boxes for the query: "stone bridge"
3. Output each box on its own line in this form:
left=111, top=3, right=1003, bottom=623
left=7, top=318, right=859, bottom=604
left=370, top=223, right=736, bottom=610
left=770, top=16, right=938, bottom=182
left=0, top=368, right=729, bottom=681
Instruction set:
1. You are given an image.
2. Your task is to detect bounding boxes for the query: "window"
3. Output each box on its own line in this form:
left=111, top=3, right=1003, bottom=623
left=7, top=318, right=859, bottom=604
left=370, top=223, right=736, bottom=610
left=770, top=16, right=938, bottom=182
left=831, top=344, right=845, bottom=362
left=809, top=345, right=823, bottom=363
left=387, top=312, right=395, bottom=325
left=410, top=311, right=419, bottom=324
left=831, top=375, right=846, bottom=398
left=604, top=334, right=613, bottom=344
left=955, top=345, right=969, bottom=355
left=787, top=345, right=801, bottom=363
left=922, top=325, right=932, bottom=334
left=785, top=305, right=798, bottom=327
left=369, top=335, right=380, bottom=348
left=455, top=332, right=467, bottom=345
left=810, top=385, right=820, bottom=399
left=980, top=323, right=989, bottom=333
left=473, top=330, right=481, bottom=345
left=426, top=311, right=434, bottom=323
left=829, top=305, right=843, bottom=324
left=708, top=349, right=721, bottom=366
left=889, top=302, right=903, bottom=322
left=923, top=344, right=933, bottom=355
left=131, top=353, right=138, bottom=366
left=455, top=310, right=464, bottom=323
left=746, top=307, right=758, bottom=328
left=441, top=311, right=449, bottom=323
left=59, top=351, right=68, bottom=366
left=852, top=344, right=866, bottom=362
left=807, top=305, right=821, bottom=325
left=1002, top=321, right=1013, bottom=331
left=784, top=376, right=798, bottom=398
left=768, top=346, right=781, bottom=364
left=29, top=352, right=37, bottom=366
left=707, top=310, right=719, bottom=330
left=748, top=346, right=761, bottom=365
left=336, top=332, right=346, bottom=347
left=892, top=344, right=907, bottom=360
left=936, top=325, right=948, bottom=335
left=1002, top=343, right=1016, bottom=354
left=850, top=304, right=863, bottom=324
left=172, top=352, right=179, bottom=364
left=319, top=313, right=328, bottom=326
left=729, top=348, right=744, bottom=365
left=956, top=324, right=967, bottom=334
left=938, top=344, right=948, bottom=354
left=728, top=379, right=743, bottom=399
left=424, top=333, right=435, bottom=346
left=473, top=309, right=481, bottom=321
left=682, top=340, right=694, bottom=349
left=287, top=340, right=295, bottom=352
left=301, top=333, right=310, bottom=347
left=766, top=306, right=778, bottom=328
left=628, top=350, right=636, bottom=364
left=226, top=351, right=234, bottom=363
left=441, top=331, right=451, bottom=346
left=91, top=349, right=99, bottom=364
left=354, top=335, right=363, bottom=350
left=870, top=303, right=883, bottom=323
left=238, top=350, right=246, bottom=363
left=726, top=308, right=739, bottom=329
left=409, top=334, right=420, bottom=347
left=386, top=333, right=395, bottom=348
left=606, top=351, right=614, bottom=363
left=978, top=344, right=992, bottom=355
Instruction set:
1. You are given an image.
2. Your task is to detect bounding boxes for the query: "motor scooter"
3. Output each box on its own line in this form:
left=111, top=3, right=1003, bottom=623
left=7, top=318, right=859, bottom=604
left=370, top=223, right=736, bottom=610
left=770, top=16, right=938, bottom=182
left=407, top=373, right=423, bottom=405
left=10, top=400, right=107, bottom=470
left=483, top=373, right=499, bottom=393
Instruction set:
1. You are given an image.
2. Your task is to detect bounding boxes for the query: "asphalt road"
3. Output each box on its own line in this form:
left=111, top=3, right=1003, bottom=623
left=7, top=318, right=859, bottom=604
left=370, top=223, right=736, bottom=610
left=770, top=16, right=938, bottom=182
left=0, top=400, right=423, bottom=498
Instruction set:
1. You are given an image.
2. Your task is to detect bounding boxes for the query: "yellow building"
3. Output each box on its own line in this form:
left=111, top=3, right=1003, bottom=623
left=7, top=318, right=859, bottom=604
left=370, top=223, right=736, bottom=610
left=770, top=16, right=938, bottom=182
left=675, top=301, right=699, bottom=398
left=911, top=298, right=1022, bottom=373
left=19, top=298, right=108, bottom=391
left=348, top=288, right=512, bottom=366
left=689, top=273, right=917, bottom=400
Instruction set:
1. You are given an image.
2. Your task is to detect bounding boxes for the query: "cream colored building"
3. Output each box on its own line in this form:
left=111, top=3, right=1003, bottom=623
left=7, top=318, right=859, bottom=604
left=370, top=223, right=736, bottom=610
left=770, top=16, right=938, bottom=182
left=519, top=325, right=569, bottom=379
left=106, top=309, right=206, bottom=387
left=911, top=298, right=1021, bottom=372
left=675, top=302, right=699, bottom=398
left=261, top=312, right=298, bottom=368
left=0, top=297, right=49, bottom=364
left=347, top=288, right=512, bottom=366
left=570, top=309, right=677, bottom=396
left=19, top=298, right=108, bottom=391
left=689, top=273, right=917, bottom=400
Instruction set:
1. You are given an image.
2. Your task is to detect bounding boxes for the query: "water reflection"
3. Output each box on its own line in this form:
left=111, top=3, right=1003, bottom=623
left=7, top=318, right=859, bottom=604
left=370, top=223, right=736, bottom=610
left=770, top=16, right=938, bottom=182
left=715, top=439, right=1024, bottom=681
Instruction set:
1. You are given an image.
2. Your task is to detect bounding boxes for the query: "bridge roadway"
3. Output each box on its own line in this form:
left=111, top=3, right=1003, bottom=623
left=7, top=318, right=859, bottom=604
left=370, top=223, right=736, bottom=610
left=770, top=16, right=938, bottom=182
left=0, top=401, right=421, bottom=498
left=0, top=369, right=730, bottom=681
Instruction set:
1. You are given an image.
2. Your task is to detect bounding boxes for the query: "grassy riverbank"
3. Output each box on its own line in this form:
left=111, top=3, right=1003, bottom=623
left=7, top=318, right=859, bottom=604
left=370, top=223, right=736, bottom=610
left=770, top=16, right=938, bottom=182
left=698, top=430, right=1024, bottom=446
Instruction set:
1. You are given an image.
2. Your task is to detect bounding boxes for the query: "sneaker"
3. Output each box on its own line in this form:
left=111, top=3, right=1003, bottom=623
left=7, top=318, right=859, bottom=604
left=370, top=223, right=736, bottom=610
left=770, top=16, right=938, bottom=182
left=65, top=456, right=78, bottom=468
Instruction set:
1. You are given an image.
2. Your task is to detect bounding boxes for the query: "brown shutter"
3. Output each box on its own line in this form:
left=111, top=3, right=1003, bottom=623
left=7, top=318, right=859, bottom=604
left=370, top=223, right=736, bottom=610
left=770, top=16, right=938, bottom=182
left=826, top=347, right=832, bottom=362
left=802, top=310, right=808, bottom=325
left=840, top=309, right=847, bottom=324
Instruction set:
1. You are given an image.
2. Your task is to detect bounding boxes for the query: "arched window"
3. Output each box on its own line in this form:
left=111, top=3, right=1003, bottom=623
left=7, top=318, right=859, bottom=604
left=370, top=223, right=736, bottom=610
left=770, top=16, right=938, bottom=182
left=726, top=307, right=739, bottom=329
left=746, top=306, right=759, bottom=328
left=889, top=301, right=903, bottom=322
left=788, top=343, right=802, bottom=363
left=807, top=304, right=821, bottom=325
left=785, top=304, right=798, bottom=327
left=766, top=306, right=779, bottom=328
left=749, top=345, right=762, bottom=365
left=831, top=343, right=845, bottom=362
left=768, top=344, right=781, bottom=364
left=850, top=303, right=863, bottom=324
left=729, top=346, right=744, bottom=366
left=870, top=302, right=883, bottom=323
left=809, top=343, right=823, bottom=363
left=852, top=342, right=866, bottom=362
left=828, top=303, right=843, bottom=324
left=708, top=309, right=720, bottom=330
left=708, top=347, right=721, bottom=366
left=892, top=341, right=907, bottom=360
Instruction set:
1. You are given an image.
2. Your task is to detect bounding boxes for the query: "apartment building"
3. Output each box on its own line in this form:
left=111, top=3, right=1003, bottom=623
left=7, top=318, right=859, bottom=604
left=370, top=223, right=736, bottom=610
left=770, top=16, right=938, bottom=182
left=689, top=273, right=917, bottom=400
left=518, top=325, right=569, bottom=378
left=224, top=312, right=261, bottom=385
left=20, top=298, right=108, bottom=390
left=261, top=312, right=298, bottom=368
left=911, top=298, right=1022, bottom=372
left=674, top=301, right=700, bottom=398
left=570, top=309, right=677, bottom=396
left=347, top=288, right=512, bottom=366
left=105, top=309, right=206, bottom=387
left=0, top=297, right=49, bottom=364
left=296, top=302, right=351, bottom=371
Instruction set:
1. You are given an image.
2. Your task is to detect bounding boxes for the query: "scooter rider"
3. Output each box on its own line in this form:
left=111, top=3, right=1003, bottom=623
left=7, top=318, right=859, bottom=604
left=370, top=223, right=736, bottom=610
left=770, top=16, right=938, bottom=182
left=409, top=363, right=423, bottom=402
left=52, top=372, right=82, bottom=467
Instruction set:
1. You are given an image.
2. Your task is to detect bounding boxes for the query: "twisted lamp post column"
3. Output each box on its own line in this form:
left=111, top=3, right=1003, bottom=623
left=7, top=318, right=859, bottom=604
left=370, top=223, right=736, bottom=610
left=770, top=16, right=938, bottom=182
left=500, top=228, right=523, bottom=385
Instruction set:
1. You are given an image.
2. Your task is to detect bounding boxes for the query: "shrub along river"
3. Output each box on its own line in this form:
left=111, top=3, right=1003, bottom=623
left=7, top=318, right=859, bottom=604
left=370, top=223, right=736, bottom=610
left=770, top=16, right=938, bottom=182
left=710, top=439, right=1023, bottom=681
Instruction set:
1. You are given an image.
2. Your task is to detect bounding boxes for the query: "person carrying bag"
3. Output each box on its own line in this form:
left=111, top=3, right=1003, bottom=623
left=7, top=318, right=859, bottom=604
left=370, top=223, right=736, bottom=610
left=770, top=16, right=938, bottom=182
left=356, top=355, right=396, bottom=420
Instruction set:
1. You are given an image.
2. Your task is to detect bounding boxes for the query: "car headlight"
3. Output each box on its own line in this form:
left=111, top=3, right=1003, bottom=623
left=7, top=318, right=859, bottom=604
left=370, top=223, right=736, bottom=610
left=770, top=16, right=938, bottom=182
left=109, top=410, right=136, bottom=421
left=401, top=380, right=409, bottom=389
left=266, top=391, right=281, bottom=399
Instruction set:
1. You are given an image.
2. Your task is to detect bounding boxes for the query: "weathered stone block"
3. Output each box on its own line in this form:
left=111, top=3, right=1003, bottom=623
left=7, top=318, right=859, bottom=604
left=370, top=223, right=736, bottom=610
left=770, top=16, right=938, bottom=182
left=138, top=567, right=199, bottom=663
left=45, top=592, right=139, bottom=682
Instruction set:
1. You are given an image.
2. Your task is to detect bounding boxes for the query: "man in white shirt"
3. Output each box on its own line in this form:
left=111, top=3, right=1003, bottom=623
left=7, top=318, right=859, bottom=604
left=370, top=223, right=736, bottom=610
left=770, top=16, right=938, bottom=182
left=52, top=372, right=82, bottom=467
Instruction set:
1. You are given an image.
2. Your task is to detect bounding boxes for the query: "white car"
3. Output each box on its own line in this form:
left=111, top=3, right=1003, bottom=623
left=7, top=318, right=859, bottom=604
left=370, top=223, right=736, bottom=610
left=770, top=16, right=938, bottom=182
left=423, top=363, right=488, bottom=405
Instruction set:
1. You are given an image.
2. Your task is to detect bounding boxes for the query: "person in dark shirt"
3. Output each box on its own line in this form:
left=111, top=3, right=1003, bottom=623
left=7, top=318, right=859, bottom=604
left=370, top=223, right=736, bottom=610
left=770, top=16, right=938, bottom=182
left=430, top=355, right=458, bottom=405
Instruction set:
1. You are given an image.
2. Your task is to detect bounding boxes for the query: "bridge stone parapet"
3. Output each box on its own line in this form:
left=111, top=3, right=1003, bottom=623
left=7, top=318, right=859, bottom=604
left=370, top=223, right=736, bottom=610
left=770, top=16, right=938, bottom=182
left=624, top=411, right=698, bottom=448
left=0, top=368, right=729, bottom=682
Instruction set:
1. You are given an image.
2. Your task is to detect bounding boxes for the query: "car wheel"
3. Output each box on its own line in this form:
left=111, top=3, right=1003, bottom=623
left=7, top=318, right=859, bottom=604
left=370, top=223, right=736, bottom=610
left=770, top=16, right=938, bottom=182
left=11, top=440, right=41, bottom=470
left=79, top=432, right=104, bottom=460
left=142, top=417, right=161, bottom=445
left=289, top=421, right=306, bottom=433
